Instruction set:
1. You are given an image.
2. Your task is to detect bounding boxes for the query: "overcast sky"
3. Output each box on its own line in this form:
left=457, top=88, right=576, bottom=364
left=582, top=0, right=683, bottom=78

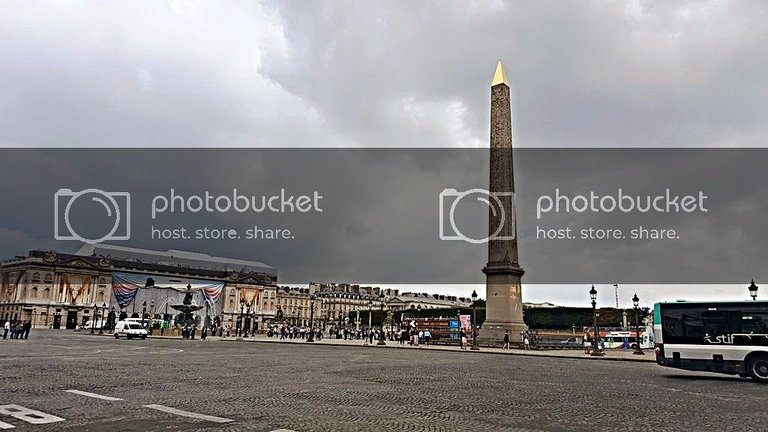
left=0, top=1, right=766, bottom=306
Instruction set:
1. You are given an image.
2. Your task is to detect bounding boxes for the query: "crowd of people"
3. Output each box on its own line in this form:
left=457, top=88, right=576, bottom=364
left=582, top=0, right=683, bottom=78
left=2, top=319, right=32, bottom=340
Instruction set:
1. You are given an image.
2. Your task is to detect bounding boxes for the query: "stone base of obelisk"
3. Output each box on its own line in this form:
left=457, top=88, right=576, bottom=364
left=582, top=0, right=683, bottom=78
left=478, top=321, right=528, bottom=346
left=480, top=262, right=527, bottom=346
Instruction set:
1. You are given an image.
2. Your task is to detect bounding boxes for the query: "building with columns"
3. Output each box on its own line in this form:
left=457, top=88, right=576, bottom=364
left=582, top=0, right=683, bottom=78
left=0, top=245, right=277, bottom=333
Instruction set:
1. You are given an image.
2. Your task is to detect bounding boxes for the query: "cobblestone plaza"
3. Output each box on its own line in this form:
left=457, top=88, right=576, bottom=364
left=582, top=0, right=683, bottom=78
left=1, top=331, right=765, bottom=432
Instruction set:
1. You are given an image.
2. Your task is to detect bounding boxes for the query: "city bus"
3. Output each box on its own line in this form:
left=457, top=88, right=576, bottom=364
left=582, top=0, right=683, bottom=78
left=653, top=300, right=768, bottom=383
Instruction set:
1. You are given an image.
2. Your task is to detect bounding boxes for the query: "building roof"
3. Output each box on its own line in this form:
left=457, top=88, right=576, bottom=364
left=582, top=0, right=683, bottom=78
left=76, top=244, right=275, bottom=275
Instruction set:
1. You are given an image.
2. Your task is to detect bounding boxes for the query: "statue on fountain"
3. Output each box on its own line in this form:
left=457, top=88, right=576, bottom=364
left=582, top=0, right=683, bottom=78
left=170, top=284, right=204, bottom=339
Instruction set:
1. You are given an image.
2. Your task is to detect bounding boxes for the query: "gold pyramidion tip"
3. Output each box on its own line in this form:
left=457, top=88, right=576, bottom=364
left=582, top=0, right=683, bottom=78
left=491, top=60, right=508, bottom=86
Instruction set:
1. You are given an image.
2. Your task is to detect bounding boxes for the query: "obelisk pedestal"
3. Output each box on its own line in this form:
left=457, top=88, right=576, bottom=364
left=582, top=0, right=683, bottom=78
left=479, top=61, right=528, bottom=345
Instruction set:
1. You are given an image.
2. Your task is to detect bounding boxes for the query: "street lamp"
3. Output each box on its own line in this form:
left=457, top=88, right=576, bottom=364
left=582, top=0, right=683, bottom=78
left=632, top=293, right=645, bottom=355
left=149, top=299, right=155, bottom=335
left=90, top=304, right=97, bottom=334
left=749, top=280, right=759, bottom=301
left=307, top=295, right=316, bottom=342
left=141, top=301, right=147, bottom=329
left=470, top=289, right=479, bottom=351
left=238, top=297, right=245, bottom=339
left=244, top=302, right=252, bottom=338
left=377, top=293, right=386, bottom=345
left=110, top=306, right=116, bottom=332
left=367, top=299, right=373, bottom=330
left=98, top=302, right=106, bottom=335
left=589, top=285, right=602, bottom=356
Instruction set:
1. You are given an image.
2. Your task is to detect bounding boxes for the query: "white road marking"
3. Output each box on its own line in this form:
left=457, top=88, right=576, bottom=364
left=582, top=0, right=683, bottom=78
left=0, top=420, right=14, bottom=429
left=143, top=404, right=233, bottom=423
left=64, top=389, right=123, bottom=401
left=0, top=405, right=65, bottom=425
left=270, top=429, right=298, bottom=432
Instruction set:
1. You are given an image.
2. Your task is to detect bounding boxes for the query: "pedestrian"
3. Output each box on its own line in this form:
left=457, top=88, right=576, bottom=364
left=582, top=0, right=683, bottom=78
left=584, top=334, right=591, bottom=354
left=9, top=321, right=16, bottom=339
left=368, top=330, right=374, bottom=345
left=460, top=328, right=468, bottom=350
left=23, top=320, right=31, bottom=339
left=191, top=325, right=196, bottom=340
left=523, top=332, right=530, bottom=350
left=423, top=330, right=431, bottom=345
left=201, top=326, right=208, bottom=340
left=2, top=320, right=8, bottom=339
left=502, top=331, right=510, bottom=349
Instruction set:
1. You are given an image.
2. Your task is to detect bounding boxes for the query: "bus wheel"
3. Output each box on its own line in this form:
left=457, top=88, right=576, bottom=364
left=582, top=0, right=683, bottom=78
left=747, top=355, right=768, bottom=383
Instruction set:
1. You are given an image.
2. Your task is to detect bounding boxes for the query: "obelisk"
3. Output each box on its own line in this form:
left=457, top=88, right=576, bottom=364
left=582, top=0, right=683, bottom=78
left=480, top=60, right=528, bottom=345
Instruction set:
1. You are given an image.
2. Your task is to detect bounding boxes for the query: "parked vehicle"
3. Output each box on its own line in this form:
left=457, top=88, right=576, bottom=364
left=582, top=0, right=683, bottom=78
left=114, top=320, right=148, bottom=340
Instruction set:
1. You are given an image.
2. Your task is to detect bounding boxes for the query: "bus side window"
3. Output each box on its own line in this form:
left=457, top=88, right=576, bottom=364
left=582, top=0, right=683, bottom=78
left=741, top=312, right=768, bottom=334
left=701, top=310, right=731, bottom=337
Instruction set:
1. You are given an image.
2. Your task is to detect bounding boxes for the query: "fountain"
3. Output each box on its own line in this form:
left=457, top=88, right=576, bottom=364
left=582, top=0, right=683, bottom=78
left=170, top=284, right=204, bottom=338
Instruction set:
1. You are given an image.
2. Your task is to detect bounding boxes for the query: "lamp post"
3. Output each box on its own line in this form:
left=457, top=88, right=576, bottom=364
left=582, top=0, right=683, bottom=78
left=244, top=302, right=251, bottom=338
left=149, top=299, right=155, bottom=335
left=237, top=297, right=245, bottom=339
left=110, top=306, right=115, bottom=332
left=377, top=293, right=386, bottom=345
left=367, top=299, right=373, bottom=330
left=98, top=302, right=106, bottom=335
left=307, top=295, right=316, bottom=342
left=470, top=289, right=480, bottom=351
left=141, top=301, right=147, bottom=329
left=632, top=293, right=645, bottom=355
left=590, top=285, right=602, bottom=356
left=749, top=280, right=759, bottom=301
left=90, top=304, right=97, bottom=334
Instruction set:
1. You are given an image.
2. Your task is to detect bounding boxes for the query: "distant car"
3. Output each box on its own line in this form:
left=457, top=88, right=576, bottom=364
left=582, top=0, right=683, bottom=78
left=114, top=321, right=148, bottom=340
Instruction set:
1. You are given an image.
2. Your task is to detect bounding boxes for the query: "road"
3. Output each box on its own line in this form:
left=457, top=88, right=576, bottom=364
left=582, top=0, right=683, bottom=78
left=0, top=330, right=765, bottom=432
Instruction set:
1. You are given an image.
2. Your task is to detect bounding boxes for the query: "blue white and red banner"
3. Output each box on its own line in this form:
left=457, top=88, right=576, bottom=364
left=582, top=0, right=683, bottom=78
left=111, top=272, right=224, bottom=309
left=112, top=272, right=142, bottom=308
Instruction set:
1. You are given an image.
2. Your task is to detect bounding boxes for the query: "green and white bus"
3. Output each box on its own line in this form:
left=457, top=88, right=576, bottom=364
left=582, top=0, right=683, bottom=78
left=654, top=300, right=768, bottom=383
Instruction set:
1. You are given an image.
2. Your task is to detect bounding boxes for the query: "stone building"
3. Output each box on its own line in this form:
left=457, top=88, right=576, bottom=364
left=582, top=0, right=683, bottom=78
left=0, top=244, right=277, bottom=333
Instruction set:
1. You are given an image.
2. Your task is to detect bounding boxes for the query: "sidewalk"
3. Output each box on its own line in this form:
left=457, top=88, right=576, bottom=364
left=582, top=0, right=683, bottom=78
left=78, top=329, right=654, bottom=363
left=213, top=334, right=656, bottom=363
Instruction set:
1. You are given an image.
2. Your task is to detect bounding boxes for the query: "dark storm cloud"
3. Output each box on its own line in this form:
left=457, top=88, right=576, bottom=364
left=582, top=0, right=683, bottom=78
left=1, top=148, right=766, bottom=285
left=265, top=1, right=768, bottom=148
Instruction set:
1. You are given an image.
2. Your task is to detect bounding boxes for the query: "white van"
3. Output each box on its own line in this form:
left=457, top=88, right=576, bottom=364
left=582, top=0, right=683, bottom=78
left=114, top=320, right=148, bottom=340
